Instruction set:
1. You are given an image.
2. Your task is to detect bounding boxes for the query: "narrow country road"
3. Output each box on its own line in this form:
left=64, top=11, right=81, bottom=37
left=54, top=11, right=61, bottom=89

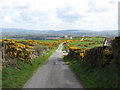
left=23, top=43, right=83, bottom=88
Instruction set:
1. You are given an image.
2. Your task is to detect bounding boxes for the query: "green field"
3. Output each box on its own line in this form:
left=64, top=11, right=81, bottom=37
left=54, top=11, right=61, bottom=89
left=39, top=40, right=59, bottom=42
left=84, top=37, right=105, bottom=41
left=64, top=37, right=105, bottom=49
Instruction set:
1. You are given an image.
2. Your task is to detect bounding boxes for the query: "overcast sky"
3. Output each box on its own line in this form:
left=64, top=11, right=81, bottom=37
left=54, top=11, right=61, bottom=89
left=0, top=0, right=119, bottom=31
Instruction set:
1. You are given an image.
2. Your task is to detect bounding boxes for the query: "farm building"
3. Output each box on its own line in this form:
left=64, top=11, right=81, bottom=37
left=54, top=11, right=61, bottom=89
left=63, top=35, right=73, bottom=39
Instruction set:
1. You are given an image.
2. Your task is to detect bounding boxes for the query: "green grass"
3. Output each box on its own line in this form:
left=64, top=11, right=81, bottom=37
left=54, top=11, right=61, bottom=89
left=64, top=55, right=118, bottom=88
left=2, top=47, right=58, bottom=88
left=84, top=37, right=105, bottom=42
left=12, top=39, right=27, bottom=41
left=62, top=45, right=65, bottom=51
left=39, top=40, right=58, bottom=42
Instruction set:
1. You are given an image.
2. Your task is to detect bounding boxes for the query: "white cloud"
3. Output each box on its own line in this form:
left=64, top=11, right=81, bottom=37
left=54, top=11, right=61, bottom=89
left=0, top=0, right=119, bottom=30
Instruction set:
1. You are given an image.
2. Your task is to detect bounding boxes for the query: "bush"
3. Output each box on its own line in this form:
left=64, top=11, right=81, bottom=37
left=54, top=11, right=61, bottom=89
left=111, top=36, right=120, bottom=64
left=33, top=45, right=47, bottom=56
left=84, top=47, right=104, bottom=68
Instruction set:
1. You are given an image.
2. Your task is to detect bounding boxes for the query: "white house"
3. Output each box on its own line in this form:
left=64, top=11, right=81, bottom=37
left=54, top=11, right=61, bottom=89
left=70, top=37, right=73, bottom=39
left=64, top=35, right=68, bottom=38
left=64, top=35, right=72, bottom=39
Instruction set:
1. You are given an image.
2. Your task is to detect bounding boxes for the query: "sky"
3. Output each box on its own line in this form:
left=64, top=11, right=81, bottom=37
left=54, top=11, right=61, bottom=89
left=0, top=0, right=119, bottom=31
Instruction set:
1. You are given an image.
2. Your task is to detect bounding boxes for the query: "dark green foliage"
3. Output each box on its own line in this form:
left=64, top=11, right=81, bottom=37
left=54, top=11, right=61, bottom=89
left=111, top=36, right=120, bottom=64
left=84, top=47, right=104, bottom=68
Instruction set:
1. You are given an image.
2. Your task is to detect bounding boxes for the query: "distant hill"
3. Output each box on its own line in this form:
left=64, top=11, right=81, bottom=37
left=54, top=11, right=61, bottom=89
left=2, top=28, right=118, bottom=39
left=2, top=28, right=91, bottom=33
left=2, top=28, right=39, bottom=33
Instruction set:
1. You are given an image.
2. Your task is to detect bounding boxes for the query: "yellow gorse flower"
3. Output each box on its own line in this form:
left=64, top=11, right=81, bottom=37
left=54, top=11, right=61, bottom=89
left=80, top=53, right=85, bottom=58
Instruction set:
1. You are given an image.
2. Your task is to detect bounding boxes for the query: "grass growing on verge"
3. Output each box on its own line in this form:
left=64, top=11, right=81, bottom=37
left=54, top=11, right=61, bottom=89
left=2, top=47, right=58, bottom=88
left=62, top=45, right=66, bottom=51
left=63, top=55, right=118, bottom=88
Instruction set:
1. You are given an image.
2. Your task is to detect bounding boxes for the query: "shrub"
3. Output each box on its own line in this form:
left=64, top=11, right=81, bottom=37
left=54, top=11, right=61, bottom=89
left=33, top=45, right=47, bottom=56
left=84, top=47, right=104, bottom=68
left=111, top=36, right=120, bottom=64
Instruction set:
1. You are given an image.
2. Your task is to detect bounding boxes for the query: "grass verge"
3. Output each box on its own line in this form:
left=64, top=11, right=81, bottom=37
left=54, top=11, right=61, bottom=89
left=63, top=54, right=118, bottom=88
left=62, top=44, right=66, bottom=51
left=2, top=47, right=58, bottom=88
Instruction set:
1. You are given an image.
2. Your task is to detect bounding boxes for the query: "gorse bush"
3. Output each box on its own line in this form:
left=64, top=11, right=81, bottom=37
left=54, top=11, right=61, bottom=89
left=111, top=36, right=120, bottom=64
left=84, top=47, right=104, bottom=67
left=1, top=39, right=63, bottom=68
left=33, top=45, right=47, bottom=56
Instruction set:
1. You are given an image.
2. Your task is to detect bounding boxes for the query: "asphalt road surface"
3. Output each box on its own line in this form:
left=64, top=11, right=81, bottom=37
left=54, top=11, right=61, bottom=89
left=23, top=43, right=83, bottom=88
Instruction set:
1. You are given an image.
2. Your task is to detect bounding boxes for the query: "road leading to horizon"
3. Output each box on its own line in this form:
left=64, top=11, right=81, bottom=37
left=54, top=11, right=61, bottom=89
left=23, top=43, right=83, bottom=88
